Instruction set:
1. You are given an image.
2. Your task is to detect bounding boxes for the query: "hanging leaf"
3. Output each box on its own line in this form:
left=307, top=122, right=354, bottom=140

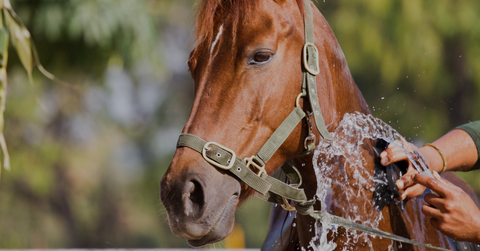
left=3, top=0, right=33, bottom=83
left=0, top=0, right=74, bottom=178
left=0, top=2, right=9, bottom=176
left=3, top=0, right=77, bottom=89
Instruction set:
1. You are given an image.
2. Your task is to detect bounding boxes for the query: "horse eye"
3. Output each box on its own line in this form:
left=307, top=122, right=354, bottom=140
left=253, top=52, right=273, bottom=63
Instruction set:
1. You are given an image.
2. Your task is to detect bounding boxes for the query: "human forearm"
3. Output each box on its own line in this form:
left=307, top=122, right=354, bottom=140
left=419, top=129, right=478, bottom=173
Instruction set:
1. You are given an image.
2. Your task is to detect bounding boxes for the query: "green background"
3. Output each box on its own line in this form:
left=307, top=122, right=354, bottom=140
left=0, top=0, right=479, bottom=248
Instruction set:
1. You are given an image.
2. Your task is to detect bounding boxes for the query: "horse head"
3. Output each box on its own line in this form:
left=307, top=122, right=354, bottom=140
left=160, top=0, right=367, bottom=247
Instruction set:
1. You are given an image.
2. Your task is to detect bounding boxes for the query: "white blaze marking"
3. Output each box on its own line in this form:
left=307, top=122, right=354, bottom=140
left=210, top=24, right=223, bottom=54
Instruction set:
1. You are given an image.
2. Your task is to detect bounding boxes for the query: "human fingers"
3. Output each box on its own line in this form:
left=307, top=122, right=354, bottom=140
left=423, top=193, right=444, bottom=208
left=412, top=174, right=448, bottom=198
left=432, top=171, right=461, bottom=191
left=400, top=184, right=426, bottom=200
left=396, top=169, right=417, bottom=190
left=421, top=203, right=442, bottom=218
left=380, top=144, right=407, bottom=166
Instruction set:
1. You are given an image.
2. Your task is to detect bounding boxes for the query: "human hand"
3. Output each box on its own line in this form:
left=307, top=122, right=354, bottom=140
left=380, top=143, right=427, bottom=200
left=414, top=172, right=480, bottom=243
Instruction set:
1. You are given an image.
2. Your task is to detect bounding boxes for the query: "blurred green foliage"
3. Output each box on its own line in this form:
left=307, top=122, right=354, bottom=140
left=0, top=0, right=479, bottom=249
left=321, top=0, right=480, bottom=140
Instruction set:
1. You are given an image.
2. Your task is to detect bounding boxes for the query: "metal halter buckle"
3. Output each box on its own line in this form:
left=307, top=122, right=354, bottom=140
left=281, top=197, right=296, bottom=211
left=244, top=155, right=266, bottom=177
left=202, top=142, right=236, bottom=170
left=303, top=42, right=320, bottom=75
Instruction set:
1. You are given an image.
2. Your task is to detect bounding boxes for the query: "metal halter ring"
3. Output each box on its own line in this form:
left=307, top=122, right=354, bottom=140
left=202, top=142, right=236, bottom=170
left=296, top=92, right=306, bottom=108
left=304, top=134, right=316, bottom=150
left=303, top=42, right=320, bottom=75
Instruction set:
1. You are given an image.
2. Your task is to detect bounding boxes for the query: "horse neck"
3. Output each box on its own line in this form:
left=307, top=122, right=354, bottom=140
left=290, top=9, right=381, bottom=249
left=314, top=10, right=370, bottom=122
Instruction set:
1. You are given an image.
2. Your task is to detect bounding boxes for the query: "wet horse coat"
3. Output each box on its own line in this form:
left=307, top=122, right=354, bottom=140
left=160, top=0, right=479, bottom=249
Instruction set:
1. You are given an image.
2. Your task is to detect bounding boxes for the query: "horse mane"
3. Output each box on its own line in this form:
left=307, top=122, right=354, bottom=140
left=191, top=0, right=305, bottom=63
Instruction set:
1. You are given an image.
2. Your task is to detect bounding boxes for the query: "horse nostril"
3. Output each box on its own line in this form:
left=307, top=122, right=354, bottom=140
left=189, top=180, right=204, bottom=205
left=183, top=179, right=205, bottom=217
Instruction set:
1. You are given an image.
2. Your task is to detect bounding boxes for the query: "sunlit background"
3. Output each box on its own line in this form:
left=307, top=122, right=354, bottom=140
left=0, top=0, right=479, bottom=248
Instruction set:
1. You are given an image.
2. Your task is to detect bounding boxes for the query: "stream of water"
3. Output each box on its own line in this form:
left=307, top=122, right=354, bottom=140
left=308, top=112, right=423, bottom=251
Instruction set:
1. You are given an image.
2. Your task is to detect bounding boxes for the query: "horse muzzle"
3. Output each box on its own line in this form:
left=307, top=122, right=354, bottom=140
left=160, top=149, right=241, bottom=246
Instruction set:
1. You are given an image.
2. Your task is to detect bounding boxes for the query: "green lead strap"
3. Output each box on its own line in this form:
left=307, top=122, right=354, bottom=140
left=305, top=209, right=451, bottom=251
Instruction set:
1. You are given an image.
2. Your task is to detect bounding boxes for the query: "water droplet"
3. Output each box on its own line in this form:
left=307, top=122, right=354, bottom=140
left=406, top=76, right=409, bottom=78
left=381, top=97, right=384, bottom=100
left=292, top=223, right=296, bottom=227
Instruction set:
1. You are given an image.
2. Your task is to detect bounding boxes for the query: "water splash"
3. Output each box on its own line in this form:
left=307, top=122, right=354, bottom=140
left=309, top=112, right=418, bottom=250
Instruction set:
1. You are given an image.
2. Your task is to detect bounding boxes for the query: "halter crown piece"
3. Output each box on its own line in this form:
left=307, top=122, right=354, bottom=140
left=176, top=1, right=450, bottom=250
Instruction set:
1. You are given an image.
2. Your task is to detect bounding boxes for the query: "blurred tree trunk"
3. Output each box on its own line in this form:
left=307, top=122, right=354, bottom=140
left=444, top=38, right=475, bottom=126
left=13, top=110, right=125, bottom=247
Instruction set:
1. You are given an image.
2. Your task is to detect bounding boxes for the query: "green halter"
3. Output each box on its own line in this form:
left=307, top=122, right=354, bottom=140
left=177, top=0, right=332, bottom=208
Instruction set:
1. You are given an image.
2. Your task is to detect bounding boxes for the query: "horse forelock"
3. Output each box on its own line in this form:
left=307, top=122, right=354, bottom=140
left=189, top=0, right=305, bottom=68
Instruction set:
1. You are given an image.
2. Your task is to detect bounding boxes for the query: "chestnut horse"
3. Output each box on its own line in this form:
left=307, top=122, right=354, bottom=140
left=160, top=0, right=478, bottom=250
